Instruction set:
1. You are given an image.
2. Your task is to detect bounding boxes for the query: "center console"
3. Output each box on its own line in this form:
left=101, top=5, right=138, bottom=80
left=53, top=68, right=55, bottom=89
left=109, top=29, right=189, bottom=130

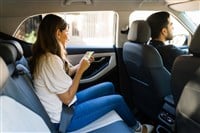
left=156, top=95, right=176, bottom=133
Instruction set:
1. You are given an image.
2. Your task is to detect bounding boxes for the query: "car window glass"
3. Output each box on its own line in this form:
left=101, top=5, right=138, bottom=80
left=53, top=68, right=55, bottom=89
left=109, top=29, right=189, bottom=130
left=185, top=10, right=200, bottom=27
left=129, top=11, right=189, bottom=47
left=14, top=15, right=41, bottom=44
left=14, top=11, right=117, bottom=48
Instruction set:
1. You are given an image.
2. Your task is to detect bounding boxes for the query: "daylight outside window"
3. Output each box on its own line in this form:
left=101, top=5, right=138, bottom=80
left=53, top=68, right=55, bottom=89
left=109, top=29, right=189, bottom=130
left=129, top=11, right=189, bottom=47
left=14, top=15, right=41, bottom=44
left=14, top=11, right=117, bottom=47
left=185, top=10, right=200, bottom=27
left=60, top=11, right=116, bottom=47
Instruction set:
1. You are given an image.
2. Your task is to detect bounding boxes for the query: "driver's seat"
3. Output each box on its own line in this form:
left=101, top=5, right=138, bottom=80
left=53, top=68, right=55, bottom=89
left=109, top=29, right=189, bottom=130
left=123, top=20, right=172, bottom=119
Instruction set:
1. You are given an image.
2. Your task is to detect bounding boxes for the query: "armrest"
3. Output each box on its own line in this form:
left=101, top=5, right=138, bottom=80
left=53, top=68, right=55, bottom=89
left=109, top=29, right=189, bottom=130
left=157, top=95, right=176, bottom=130
left=158, top=103, right=175, bottom=127
left=164, top=94, right=174, bottom=107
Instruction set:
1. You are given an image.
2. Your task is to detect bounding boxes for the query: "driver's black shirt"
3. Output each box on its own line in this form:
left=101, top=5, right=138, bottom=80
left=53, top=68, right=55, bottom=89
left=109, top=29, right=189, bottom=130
left=149, top=40, right=188, bottom=72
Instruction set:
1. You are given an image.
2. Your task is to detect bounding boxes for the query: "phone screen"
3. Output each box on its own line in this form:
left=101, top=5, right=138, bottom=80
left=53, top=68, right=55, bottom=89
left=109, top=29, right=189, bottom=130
left=85, top=51, right=94, bottom=59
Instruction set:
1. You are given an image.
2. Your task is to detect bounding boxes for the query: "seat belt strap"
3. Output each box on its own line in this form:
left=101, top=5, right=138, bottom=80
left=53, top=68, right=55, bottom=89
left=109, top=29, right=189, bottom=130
left=59, top=104, right=74, bottom=133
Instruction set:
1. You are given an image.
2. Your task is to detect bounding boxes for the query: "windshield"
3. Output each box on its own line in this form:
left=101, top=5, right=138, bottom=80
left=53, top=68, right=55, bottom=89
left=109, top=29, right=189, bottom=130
left=185, top=10, right=200, bottom=27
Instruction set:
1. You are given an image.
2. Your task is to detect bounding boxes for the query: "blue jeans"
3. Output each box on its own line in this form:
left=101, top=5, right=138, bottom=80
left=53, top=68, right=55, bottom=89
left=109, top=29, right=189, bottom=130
left=65, top=82, right=138, bottom=131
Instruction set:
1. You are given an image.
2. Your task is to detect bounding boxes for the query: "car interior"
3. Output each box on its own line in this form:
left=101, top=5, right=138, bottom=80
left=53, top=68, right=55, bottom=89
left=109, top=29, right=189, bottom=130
left=173, top=24, right=200, bottom=133
left=123, top=20, right=172, bottom=120
left=0, top=0, right=200, bottom=133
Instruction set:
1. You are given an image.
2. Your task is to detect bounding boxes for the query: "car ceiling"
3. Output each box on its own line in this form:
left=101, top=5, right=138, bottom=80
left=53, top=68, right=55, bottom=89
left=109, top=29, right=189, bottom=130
left=1, top=0, right=197, bottom=17
left=0, top=0, right=197, bottom=35
left=166, top=0, right=200, bottom=11
left=0, top=0, right=168, bottom=17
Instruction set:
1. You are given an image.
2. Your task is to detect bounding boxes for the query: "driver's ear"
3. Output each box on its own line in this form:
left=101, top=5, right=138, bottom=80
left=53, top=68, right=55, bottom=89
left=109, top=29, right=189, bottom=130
left=161, top=27, right=167, bottom=36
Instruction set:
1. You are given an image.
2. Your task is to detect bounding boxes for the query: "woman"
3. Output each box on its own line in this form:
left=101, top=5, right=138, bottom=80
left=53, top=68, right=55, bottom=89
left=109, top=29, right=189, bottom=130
left=30, top=14, right=152, bottom=132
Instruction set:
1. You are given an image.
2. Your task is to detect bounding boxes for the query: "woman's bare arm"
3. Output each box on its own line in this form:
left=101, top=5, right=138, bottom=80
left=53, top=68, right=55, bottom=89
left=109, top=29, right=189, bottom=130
left=57, top=58, right=90, bottom=105
left=68, top=64, right=79, bottom=76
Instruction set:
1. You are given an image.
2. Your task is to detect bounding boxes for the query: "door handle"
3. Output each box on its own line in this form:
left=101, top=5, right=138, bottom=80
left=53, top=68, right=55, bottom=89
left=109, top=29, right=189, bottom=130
left=93, top=57, right=106, bottom=63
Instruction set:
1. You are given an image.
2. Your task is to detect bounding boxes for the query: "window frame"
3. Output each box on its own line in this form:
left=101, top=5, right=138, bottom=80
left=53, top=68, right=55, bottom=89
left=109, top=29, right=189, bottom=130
left=14, top=11, right=118, bottom=48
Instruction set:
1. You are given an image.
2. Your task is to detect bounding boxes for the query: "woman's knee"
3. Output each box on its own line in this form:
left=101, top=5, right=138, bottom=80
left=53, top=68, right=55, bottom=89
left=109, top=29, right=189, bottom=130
left=101, top=82, right=115, bottom=93
left=105, top=94, right=125, bottom=105
left=114, top=94, right=124, bottom=102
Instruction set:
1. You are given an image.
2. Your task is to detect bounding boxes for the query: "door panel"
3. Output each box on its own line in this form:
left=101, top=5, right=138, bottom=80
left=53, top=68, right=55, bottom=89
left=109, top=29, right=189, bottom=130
left=68, top=52, right=116, bottom=84
left=67, top=47, right=120, bottom=92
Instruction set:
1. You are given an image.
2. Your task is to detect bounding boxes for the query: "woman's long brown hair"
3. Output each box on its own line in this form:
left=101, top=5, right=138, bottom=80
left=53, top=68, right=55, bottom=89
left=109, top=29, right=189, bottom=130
left=30, top=14, right=68, bottom=78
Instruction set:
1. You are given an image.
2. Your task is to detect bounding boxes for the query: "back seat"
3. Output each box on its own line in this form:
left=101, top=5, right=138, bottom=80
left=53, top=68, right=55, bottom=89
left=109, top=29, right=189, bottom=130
left=0, top=40, right=132, bottom=133
left=0, top=40, right=56, bottom=132
left=0, top=95, right=50, bottom=132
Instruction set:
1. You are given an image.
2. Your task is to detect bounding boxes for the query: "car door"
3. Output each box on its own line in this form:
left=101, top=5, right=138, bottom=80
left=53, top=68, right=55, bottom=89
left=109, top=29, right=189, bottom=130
left=6, top=11, right=123, bottom=93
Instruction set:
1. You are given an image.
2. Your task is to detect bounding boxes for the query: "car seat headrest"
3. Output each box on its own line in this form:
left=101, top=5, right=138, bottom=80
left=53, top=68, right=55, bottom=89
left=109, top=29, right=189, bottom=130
left=128, top=20, right=151, bottom=44
left=0, top=43, right=18, bottom=65
left=189, top=25, right=200, bottom=56
left=0, top=40, right=23, bottom=60
left=0, top=57, right=9, bottom=89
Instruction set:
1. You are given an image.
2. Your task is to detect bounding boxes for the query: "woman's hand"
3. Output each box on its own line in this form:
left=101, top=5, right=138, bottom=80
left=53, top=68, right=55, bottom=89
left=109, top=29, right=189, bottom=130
left=77, top=58, right=90, bottom=75
left=88, top=55, right=94, bottom=63
left=58, top=54, right=94, bottom=105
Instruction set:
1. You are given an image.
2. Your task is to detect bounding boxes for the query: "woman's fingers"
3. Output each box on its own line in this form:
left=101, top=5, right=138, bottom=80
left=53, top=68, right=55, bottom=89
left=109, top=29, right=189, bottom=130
left=78, top=58, right=90, bottom=74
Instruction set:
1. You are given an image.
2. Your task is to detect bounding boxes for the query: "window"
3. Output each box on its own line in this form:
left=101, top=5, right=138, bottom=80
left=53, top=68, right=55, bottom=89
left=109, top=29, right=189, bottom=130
left=129, top=11, right=189, bottom=47
left=14, top=15, right=41, bottom=44
left=185, top=10, right=200, bottom=27
left=14, top=11, right=117, bottom=47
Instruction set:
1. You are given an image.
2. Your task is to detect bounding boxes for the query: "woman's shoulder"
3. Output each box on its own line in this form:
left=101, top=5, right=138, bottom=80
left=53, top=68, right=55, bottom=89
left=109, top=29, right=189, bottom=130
left=45, top=52, right=63, bottom=64
left=46, top=52, right=60, bottom=59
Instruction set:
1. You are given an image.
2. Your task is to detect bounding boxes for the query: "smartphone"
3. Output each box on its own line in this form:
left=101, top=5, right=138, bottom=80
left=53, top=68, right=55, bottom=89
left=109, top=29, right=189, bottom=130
left=85, top=51, right=94, bottom=59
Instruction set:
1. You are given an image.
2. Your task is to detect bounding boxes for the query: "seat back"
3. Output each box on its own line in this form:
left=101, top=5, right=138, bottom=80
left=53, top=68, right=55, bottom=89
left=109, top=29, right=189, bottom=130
left=176, top=68, right=200, bottom=132
left=123, top=20, right=171, bottom=119
left=171, top=25, right=200, bottom=106
left=0, top=40, right=56, bottom=132
left=172, top=25, right=200, bottom=132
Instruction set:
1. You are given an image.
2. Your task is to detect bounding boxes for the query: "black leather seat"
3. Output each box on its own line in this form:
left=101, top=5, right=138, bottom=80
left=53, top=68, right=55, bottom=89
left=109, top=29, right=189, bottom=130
left=123, top=20, right=172, bottom=119
left=171, top=25, right=200, bottom=106
left=172, top=25, right=200, bottom=132
left=176, top=70, right=200, bottom=133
